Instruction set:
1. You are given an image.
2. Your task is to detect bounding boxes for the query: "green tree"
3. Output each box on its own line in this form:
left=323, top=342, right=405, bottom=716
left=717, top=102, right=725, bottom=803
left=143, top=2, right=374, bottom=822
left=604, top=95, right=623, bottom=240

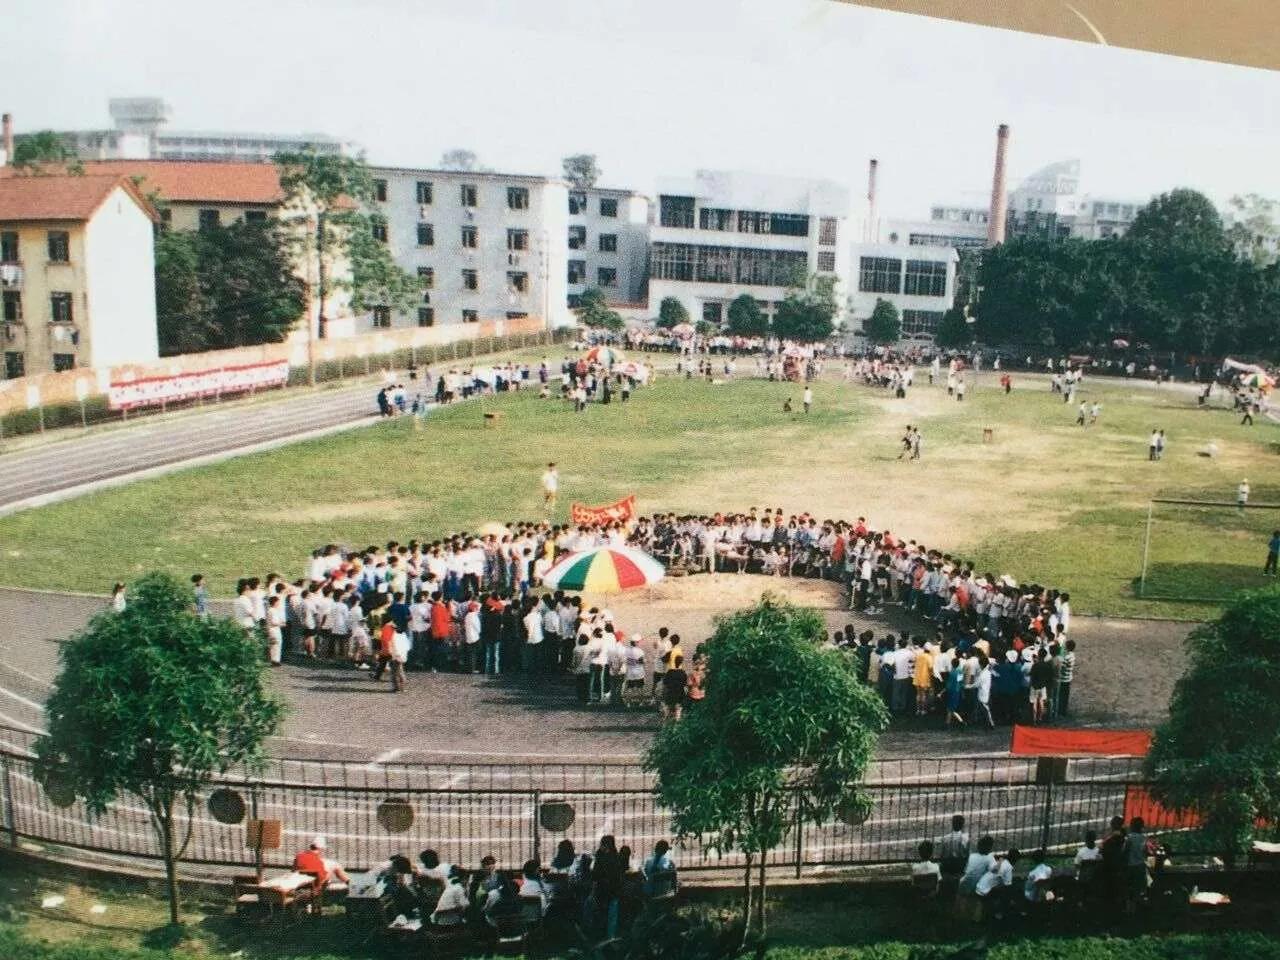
left=645, top=597, right=887, bottom=947
left=575, top=286, right=623, bottom=331
left=33, top=572, right=284, bottom=927
left=562, top=154, right=601, bottom=191
left=11, top=130, right=83, bottom=174
left=154, top=231, right=207, bottom=355
left=934, top=306, right=974, bottom=349
left=772, top=274, right=837, bottom=342
left=657, top=296, right=690, bottom=330
left=725, top=294, right=768, bottom=337
left=439, top=148, right=481, bottom=172
left=862, top=298, right=901, bottom=345
left=1225, top=194, right=1280, bottom=266
left=1127, top=188, right=1230, bottom=255
left=1146, top=589, right=1280, bottom=861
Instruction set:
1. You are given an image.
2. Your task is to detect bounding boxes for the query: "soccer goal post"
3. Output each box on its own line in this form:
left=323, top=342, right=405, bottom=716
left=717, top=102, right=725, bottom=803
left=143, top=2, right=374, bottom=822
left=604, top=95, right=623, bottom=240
left=1138, top=497, right=1280, bottom=603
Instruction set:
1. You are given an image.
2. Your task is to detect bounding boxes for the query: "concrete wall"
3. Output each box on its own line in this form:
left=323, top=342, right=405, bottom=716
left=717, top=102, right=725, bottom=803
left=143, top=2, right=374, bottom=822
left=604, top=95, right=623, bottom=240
left=83, top=185, right=159, bottom=367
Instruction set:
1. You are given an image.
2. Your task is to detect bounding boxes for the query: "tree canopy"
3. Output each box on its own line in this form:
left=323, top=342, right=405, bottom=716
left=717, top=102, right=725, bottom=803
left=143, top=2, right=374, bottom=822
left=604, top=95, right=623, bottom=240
left=726, top=294, right=769, bottom=337
left=772, top=275, right=838, bottom=342
left=11, top=130, right=82, bottom=174
left=863, top=298, right=901, bottom=345
left=439, top=148, right=482, bottom=172
left=934, top=306, right=974, bottom=349
left=562, top=154, right=601, bottom=191
left=656, top=296, right=690, bottom=330
left=576, top=286, right=623, bottom=331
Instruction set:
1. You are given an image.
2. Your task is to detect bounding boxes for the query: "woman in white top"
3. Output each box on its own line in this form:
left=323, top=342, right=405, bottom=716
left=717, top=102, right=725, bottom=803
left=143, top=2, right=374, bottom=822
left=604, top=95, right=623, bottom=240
left=430, top=867, right=470, bottom=926
left=111, top=582, right=127, bottom=613
left=265, top=595, right=286, bottom=666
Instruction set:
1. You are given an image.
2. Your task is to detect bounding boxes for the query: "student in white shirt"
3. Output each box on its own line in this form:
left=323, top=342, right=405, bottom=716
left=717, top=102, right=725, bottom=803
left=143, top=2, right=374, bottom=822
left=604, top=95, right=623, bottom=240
left=522, top=602, right=544, bottom=673
left=1024, top=849, right=1054, bottom=902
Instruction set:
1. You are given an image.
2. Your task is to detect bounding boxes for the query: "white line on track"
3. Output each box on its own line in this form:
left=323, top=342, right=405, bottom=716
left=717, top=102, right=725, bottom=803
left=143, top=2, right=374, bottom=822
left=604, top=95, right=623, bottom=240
left=0, top=656, right=53, bottom=688
left=0, top=684, right=46, bottom=713
left=0, top=712, right=44, bottom=735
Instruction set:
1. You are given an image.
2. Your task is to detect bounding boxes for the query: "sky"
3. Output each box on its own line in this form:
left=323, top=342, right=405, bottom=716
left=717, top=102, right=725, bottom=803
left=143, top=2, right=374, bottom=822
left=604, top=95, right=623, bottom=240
left=7, top=0, right=1280, bottom=219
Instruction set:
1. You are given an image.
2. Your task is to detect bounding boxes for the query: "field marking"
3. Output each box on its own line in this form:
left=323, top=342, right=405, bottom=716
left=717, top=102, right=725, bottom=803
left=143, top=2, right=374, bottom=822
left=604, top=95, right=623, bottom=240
left=1062, top=3, right=1108, bottom=45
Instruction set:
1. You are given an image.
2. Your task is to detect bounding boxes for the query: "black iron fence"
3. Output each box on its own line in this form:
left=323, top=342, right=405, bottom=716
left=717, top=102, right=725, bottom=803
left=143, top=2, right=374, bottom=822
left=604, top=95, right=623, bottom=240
left=0, top=726, right=1207, bottom=880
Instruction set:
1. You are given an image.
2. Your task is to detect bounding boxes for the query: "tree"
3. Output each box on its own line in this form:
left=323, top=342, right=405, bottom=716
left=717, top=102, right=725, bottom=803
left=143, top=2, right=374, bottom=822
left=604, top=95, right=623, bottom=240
left=576, top=286, right=623, bottom=331
left=1225, top=194, right=1280, bottom=266
left=725, top=294, right=768, bottom=337
left=439, top=148, right=481, bottom=172
left=562, top=154, right=601, bottom=191
left=33, top=573, right=284, bottom=927
left=1146, top=589, right=1280, bottom=860
left=772, top=274, right=838, bottom=342
left=934, top=307, right=974, bottom=349
left=646, top=597, right=887, bottom=948
left=656, top=296, right=690, bottom=330
left=863, top=298, right=901, bottom=345
left=11, top=130, right=83, bottom=174
left=153, top=231, right=207, bottom=355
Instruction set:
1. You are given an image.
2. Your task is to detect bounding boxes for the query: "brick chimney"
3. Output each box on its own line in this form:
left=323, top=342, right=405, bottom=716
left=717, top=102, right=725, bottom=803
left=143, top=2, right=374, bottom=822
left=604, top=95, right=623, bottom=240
left=2, top=114, right=12, bottom=166
left=987, top=124, right=1010, bottom=245
left=866, top=158, right=879, bottom=243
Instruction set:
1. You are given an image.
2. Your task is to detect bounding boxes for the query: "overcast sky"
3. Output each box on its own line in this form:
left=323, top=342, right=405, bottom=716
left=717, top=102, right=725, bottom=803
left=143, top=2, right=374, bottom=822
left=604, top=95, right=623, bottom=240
left=8, top=0, right=1280, bottom=218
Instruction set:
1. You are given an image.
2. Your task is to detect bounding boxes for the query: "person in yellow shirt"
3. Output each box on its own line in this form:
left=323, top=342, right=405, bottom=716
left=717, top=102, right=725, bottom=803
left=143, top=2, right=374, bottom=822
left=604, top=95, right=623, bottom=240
left=913, top=639, right=935, bottom=717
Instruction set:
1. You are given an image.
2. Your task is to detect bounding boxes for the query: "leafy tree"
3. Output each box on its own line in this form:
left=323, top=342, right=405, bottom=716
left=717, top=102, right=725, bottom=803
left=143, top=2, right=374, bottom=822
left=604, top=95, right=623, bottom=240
left=439, top=148, right=481, bottom=172
left=725, top=294, right=768, bottom=337
left=562, top=154, right=601, bottom=191
left=1225, top=194, right=1280, bottom=266
left=772, top=274, right=838, bottom=342
left=657, top=296, right=690, bottom=330
left=695, top=319, right=717, bottom=337
left=934, top=307, right=974, bottom=349
left=1146, top=589, right=1280, bottom=861
left=576, top=286, right=623, bottom=331
left=154, top=231, right=207, bottom=355
left=646, top=597, right=887, bottom=947
left=33, top=572, right=284, bottom=926
left=11, top=130, right=83, bottom=174
left=863, top=298, right=901, bottom=345
left=1127, top=188, right=1230, bottom=255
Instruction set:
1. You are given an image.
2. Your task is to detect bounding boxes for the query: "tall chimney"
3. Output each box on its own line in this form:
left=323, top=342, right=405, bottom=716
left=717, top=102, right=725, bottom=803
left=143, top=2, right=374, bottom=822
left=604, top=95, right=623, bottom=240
left=866, top=158, right=879, bottom=243
left=2, top=114, right=12, bottom=166
left=987, top=124, right=1010, bottom=245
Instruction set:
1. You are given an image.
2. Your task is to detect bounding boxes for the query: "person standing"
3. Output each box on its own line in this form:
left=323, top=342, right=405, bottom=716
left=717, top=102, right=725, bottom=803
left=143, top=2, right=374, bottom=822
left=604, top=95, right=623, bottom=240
left=1155, top=430, right=1166, bottom=460
left=1148, top=429, right=1159, bottom=462
left=1265, top=530, right=1280, bottom=577
left=1058, top=639, right=1076, bottom=717
left=522, top=599, right=544, bottom=673
left=802, top=386, right=813, bottom=414
left=661, top=655, right=688, bottom=722
left=1237, top=478, right=1251, bottom=515
left=541, top=462, right=559, bottom=515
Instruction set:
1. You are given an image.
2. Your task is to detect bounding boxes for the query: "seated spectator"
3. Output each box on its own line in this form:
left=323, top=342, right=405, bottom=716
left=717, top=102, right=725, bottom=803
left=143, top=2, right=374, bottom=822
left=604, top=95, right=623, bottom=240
left=468, top=854, right=502, bottom=908
left=431, top=866, right=470, bottom=926
left=518, top=859, right=548, bottom=917
left=975, top=849, right=1019, bottom=920
left=958, top=835, right=996, bottom=896
left=913, top=840, right=942, bottom=881
left=642, top=840, right=678, bottom=900
left=1074, top=830, right=1102, bottom=878
left=293, top=835, right=349, bottom=895
left=418, top=848, right=453, bottom=883
left=484, top=879, right=523, bottom=927
left=381, top=855, right=420, bottom=920
left=1023, top=849, right=1054, bottom=903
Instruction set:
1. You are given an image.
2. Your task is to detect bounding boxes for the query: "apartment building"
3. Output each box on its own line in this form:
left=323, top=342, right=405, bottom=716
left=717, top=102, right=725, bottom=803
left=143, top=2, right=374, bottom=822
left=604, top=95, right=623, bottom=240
left=848, top=227, right=958, bottom=342
left=0, top=174, right=158, bottom=377
left=368, top=167, right=571, bottom=331
left=567, top=187, right=649, bottom=307
left=647, top=170, right=851, bottom=327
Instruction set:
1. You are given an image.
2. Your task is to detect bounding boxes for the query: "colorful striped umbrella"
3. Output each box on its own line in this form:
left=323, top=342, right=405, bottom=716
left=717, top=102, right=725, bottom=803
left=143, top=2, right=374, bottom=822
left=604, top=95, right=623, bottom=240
left=584, top=345, right=622, bottom=367
left=541, top=546, right=665, bottom=593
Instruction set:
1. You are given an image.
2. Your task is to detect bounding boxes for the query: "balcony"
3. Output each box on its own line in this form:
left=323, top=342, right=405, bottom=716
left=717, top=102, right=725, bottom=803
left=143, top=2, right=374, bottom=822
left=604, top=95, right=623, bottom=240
left=0, top=262, right=23, bottom=289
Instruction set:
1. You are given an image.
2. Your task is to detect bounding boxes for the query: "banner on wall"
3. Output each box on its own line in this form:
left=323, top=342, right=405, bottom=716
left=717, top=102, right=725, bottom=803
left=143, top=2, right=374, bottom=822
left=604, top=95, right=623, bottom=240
left=108, top=360, right=290, bottom=411
left=1009, top=725, right=1153, bottom=758
left=570, top=495, right=637, bottom=527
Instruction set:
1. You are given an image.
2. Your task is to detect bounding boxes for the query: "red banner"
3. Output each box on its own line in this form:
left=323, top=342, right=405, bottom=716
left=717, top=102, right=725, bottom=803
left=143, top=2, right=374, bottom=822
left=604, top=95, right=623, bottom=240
left=1010, top=725, right=1153, bottom=757
left=109, top=359, right=289, bottom=411
left=1123, top=786, right=1202, bottom=830
left=570, top=495, right=636, bottom=527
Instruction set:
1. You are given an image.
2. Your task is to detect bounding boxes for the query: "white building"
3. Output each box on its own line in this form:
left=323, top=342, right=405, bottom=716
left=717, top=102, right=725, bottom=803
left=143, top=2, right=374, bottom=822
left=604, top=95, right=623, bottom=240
left=368, top=166, right=571, bottom=331
left=848, top=228, right=958, bottom=343
left=1006, top=159, right=1147, bottom=240
left=647, top=170, right=851, bottom=327
left=567, top=187, right=649, bottom=308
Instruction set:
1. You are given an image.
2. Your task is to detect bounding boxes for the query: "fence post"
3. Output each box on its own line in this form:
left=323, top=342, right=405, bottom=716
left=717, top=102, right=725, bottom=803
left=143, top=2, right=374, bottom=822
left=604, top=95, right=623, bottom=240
left=531, top=789, right=541, bottom=863
left=1038, top=778, right=1054, bottom=853
left=250, top=782, right=262, bottom=881
left=1, top=755, right=16, bottom=848
left=793, top=796, right=803, bottom=879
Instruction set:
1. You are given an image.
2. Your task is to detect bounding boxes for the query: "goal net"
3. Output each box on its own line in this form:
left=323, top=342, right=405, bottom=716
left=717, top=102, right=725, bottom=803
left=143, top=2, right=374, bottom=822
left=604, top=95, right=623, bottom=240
left=1138, top=498, right=1280, bottom=603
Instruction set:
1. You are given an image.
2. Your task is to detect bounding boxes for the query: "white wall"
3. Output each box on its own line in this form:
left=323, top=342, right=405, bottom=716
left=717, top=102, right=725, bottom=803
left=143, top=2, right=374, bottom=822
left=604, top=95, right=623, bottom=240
left=83, top=186, right=159, bottom=367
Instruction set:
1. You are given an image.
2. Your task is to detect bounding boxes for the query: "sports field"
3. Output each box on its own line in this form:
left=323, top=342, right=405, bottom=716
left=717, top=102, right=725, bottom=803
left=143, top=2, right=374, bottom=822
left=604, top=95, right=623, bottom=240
left=0, top=368, right=1274, bottom=618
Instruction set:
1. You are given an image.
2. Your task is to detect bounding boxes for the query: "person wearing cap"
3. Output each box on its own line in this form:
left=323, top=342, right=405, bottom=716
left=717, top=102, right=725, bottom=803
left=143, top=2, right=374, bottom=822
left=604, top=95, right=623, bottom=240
left=294, top=836, right=350, bottom=897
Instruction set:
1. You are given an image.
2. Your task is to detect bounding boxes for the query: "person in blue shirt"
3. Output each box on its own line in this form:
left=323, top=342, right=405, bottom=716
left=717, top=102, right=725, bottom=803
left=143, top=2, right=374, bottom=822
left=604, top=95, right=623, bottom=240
left=1266, top=530, right=1280, bottom=577
left=190, top=573, right=209, bottom=619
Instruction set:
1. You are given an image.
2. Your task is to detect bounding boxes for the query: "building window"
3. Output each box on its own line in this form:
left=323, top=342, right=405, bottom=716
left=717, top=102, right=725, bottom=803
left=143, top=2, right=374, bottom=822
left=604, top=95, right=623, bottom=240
left=243, top=210, right=268, bottom=224
left=371, top=306, right=392, bottom=328
left=417, top=223, right=434, bottom=246
left=702, top=302, right=722, bottom=324
left=597, top=267, right=617, bottom=286
left=197, top=210, right=220, bottom=233
left=507, top=271, right=529, bottom=293
left=567, top=294, right=582, bottom=309
left=909, top=233, right=986, bottom=249
left=50, top=292, right=73, bottom=324
left=460, top=225, right=478, bottom=248
left=598, top=233, right=617, bottom=253
left=4, top=352, right=23, bottom=379
left=416, top=181, right=433, bottom=204
left=699, top=208, right=734, bottom=231
left=568, top=192, right=586, bottom=215
left=816, top=251, right=836, bottom=272
left=903, top=259, right=947, bottom=297
left=568, top=226, right=586, bottom=250
left=2, top=291, right=20, bottom=323
left=901, top=310, right=944, bottom=337
left=568, top=260, right=587, bottom=284
left=373, top=179, right=388, bottom=202
left=659, top=196, right=696, bottom=229
left=507, top=229, right=529, bottom=251
left=417, top=266, right=434, bottom=289
left=599, top=198, right=618, bottom=217
left=649, top=242, right=808, bottom=287
left=47, top=231, right=71, bottom=262
left=506, top=311, right=528, bottom=320
left=0, top=231, right=17, bottom=262
left=370, top=218, right=388, bottom=243
left=462, top=309, right=478, bottom=323
left=417, top=307, right=434, bottom=327
left=507, top=187, right=529, bottom=210
left=819, top=217, right=838, bottom=245
left=462, top=268, right=478, bottom=290
left=737, top=211, right=809, bottom=236
left=53, top=353, right=75, bottom=372
left=858, top=256, right=902, bottom=294
left=461, top=184, right=477, bottom=207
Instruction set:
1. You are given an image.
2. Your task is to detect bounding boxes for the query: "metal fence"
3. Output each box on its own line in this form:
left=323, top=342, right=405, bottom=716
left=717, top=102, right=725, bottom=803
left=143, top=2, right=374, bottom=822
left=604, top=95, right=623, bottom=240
left=0, top=726, right=1206, bottom=880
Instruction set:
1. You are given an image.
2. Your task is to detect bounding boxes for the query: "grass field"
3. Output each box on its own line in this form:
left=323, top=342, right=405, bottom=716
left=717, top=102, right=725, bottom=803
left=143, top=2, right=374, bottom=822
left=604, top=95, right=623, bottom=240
left=0, top=368, right=1275, bottom=619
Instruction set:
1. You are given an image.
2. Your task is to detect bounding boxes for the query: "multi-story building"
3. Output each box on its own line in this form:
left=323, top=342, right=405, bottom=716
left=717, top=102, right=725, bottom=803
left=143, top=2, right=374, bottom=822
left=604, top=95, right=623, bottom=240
left=566, top=187, right=649, bottom=307
left=14, top=98, right=358, bottom=164
left=0, top=174, right=158, bottom=377
left=368, top=166, right=571, bottom=331
left=647, top=170, right=851, bottom=327
left=848, top=229, right=958, bottom=342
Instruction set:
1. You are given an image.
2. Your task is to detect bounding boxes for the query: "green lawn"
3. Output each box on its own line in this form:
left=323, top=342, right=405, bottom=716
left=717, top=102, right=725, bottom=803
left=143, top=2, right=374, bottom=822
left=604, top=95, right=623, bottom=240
left=0, top=371, right=1275, bottom=619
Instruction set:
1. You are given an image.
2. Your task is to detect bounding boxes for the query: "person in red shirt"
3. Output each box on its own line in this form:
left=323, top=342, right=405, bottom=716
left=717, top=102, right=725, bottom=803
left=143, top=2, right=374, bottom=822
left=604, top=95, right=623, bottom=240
left=293, top=836, right=349, bottom=896
left=429, top=593, right=452, bottom=672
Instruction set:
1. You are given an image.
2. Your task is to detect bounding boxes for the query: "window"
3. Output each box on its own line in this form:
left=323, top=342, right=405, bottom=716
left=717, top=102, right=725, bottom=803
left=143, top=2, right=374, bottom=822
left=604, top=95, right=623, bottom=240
left=659, top=196, right=696, bottom=229
left=50, top=292, right=73, bottom=324
left=461, top=184, right=477, bottom=207
left=506, top=311, right=528, bottom=320
left=599, top=198, right=618, bottom=217
left=597, top=267, right=617, bottom=287
left=649, top=242, right=808, bottom=287
left=702, top=302, right=722, bottom=324
left=816, top=251, right=836, bottom=272
left=0, top=231, right=17, bottom=262
left=699, top=208, right=734, bottom=231
left=417, top=266, right=434, bottom=289
left=371, top=306, right=392, bottom=328
left=507, top=271, right=529, bottom=293
left=737, top=211, right=809, bottom=236
left=903, top=259, right=947, bottom=297
left=567, top=294, right=582, bottom=309
left=567, top=260, right=587, bottom=284
left=858, top=256, right=902, bottom=294
left=47, top=230, right=71, bottom=262
left=53, top=353, right=75, bottom=372
left=416, top=223, right=434, bottom=246
left=417, top=307, right=435, bottom=327
left=460, top=225, right=478, bottom=248
left=373, top=179, right=388, bottom=202
left=568, top=192, right=586, bottom=215
left=909, top=233, right=986, bottom=249
left=507, top=187, right=529, bottom=210
left=462, top=268, right=478, bottom=290
left=371, top=218, right=388, bottom=243
left=2, top=291, right=20, bottom=323
left=197, top=210, right=220, bottom=233
left=568, top=225, right=586, bottom=250
left=462, top=309, right=478, bottom=323
left=244, top=210, right=268, bottom=224
left=819, top=217, right=838, bottom=245
left=4, top=352, right=23, bottom=379
left=416, top=181, right=433, bottom=204
left=901, top=310, right=944, bottom=337
left=158, top=209, right=172, bottom=232
left=507, top=229, right=528, bottom=251
left=598, top=233, right=617, bottom=253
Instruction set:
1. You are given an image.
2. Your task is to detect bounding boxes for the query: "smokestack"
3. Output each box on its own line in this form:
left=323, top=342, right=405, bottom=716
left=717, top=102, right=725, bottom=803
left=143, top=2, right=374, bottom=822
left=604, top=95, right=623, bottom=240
left=866, top=158, right=879, bottom=243
left=2, top=115, right=12, bottom=167
left=987, top=124, right=1010, bottom=245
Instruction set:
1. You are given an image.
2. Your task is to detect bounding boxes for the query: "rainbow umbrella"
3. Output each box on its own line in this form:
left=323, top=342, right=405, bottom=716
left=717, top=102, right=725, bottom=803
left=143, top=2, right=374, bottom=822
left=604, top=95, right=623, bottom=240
left=1242, top=372, right=1275, bottom=389
left=541, top=546, right=665, bottom=593
left=584, top=345, right=622, bottom=367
